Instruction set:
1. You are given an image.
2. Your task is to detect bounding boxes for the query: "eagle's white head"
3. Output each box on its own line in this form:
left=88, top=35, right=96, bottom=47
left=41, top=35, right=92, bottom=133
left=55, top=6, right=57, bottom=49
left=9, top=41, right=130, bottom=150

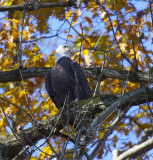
left=55, top=45, right=72, bottom=63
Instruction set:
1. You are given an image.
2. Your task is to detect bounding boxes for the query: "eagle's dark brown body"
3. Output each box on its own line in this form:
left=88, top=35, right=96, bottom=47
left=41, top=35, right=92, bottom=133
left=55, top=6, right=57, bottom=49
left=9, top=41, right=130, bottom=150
left=45, top=56, right=92, bottom=109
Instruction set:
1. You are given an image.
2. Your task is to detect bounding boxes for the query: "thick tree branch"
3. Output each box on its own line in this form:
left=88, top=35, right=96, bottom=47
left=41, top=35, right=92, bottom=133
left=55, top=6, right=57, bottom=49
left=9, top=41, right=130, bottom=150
left=1, top=87, right=153, bottom=159
left=0, top=1, right=76, bottom=12
left=0, top=67, right=47, bottom=83
left=114, top=136, right=153, bottom=160
left=139, top=128, right=153, bottom=144
left=113, top=128, right=153, bottom=159
left=0, top=67, right=152, bottom=84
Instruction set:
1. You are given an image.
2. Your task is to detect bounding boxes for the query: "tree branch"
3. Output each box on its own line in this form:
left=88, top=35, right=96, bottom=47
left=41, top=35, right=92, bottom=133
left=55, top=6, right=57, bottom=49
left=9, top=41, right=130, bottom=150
left=115, top=136, right=153, bottom=160
left=113, top=128, right=153, bottom=160
left=1, top=87, right=153, bottom=159
left=0, top=1, right=76, bottom=12
left=0, top=67, right=153, bottom=84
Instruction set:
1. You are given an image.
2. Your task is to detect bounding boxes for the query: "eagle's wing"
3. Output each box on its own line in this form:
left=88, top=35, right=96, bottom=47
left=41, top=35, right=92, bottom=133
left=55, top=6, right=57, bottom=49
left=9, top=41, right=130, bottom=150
left=45, top=70, right=61, bottom=109
left=71, top=62, right=94, bottom=130
left=71, top=62, right=92, bottom=99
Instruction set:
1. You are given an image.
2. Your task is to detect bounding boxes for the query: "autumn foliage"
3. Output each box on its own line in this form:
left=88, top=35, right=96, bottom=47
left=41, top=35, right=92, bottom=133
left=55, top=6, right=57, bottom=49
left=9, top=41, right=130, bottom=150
left=0, top=0, right=153, bottom=159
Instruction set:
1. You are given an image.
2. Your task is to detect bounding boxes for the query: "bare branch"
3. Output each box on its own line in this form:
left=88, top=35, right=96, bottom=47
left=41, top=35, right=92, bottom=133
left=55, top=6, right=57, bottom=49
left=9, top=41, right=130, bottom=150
left=116, top=136, right=153, bottom=160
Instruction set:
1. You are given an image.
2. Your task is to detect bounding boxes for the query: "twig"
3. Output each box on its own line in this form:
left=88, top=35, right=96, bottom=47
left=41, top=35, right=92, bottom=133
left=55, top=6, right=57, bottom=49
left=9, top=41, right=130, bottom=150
left=66, top=19, right=92, bottom=48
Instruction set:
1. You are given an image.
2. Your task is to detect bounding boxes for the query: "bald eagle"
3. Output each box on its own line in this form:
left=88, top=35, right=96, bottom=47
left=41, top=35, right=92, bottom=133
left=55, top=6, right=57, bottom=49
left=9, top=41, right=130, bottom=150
left=45, top=45, right=92, bottom=109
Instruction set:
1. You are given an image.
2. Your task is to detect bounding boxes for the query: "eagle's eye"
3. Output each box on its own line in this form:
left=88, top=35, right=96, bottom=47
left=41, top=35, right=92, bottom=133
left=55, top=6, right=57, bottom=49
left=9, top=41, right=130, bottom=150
left=63, top=46, right=67, bottom=48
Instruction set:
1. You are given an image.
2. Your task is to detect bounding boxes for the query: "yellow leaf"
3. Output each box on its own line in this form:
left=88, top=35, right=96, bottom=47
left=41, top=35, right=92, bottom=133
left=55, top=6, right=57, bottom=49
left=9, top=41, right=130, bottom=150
left=141, top=105, right=148, bottom=110
left=8, top=42, right=15, bottom=51
left=0, top=116, right=6, bottom=128
left=113, top=85, right=121, bottom=93
left=1, top=1, right=5, bottom=6
left=76, top=42, right=82, bottom=47
left=1, top=57, right=11, bottom=69
left=104, top=17, right=108, bottom=22
left=19, top=90, right=25, bottom=99
left=112, top=20, right=118, bottom=27
left=44, top=104, right=50, bottom=109
left=40, top=145, right=52, bottom=159
left=33, top=54, right=42, bottom=66
left=29, top=157, right=37, bottom=160
left=119, top=43, right=127, bottom=52
left=67, top=35, right=73, bottom=39
left=45, top=55, right=55, bottom=67
left=66, top=11, right=73, bottom=19
left=13, top=63, right=19, bottom=69
left=22, top=30, right=27, bottom=39
left=32, top=46, right=40, bottom=53
left=116, top=31, right=121, bottom=38
left=98, top=131, right=105, bottom=139
left=71, top=51, right=79, bottom=60
left=4, top=0, right=12, bottom=6
left=42, top=116, right=47, bottom=121
left=49, top=104, right=58, bottom=116
left=129, top=50, right=134, bottom=59
left=130, top=16, right=134, bottom=23
left=82, top=49, right=89, bottom=56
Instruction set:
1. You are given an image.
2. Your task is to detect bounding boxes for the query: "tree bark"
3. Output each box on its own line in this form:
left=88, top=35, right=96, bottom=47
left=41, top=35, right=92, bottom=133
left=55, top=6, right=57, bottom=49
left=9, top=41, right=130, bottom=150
left=0, top=1, right=76, bottom=12
left=114, top=136, right=153, bottom=160
left=0, top=67, right=152, bottom=83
